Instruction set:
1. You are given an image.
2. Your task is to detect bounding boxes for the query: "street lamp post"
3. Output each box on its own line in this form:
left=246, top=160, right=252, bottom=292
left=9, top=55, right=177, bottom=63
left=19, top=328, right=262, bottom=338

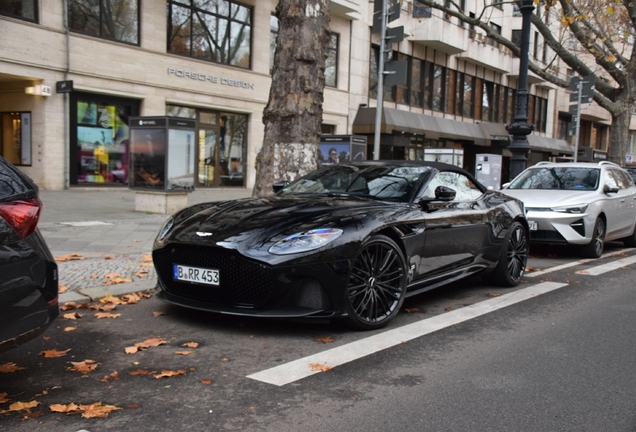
left=506, top=0, right=535, bottom=181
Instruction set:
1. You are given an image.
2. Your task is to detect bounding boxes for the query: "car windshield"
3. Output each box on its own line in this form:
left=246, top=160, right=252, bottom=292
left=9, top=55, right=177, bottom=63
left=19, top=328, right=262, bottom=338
left=278, top=164, right=432, bottom=202
left=508, top=167, right=600, bottom=191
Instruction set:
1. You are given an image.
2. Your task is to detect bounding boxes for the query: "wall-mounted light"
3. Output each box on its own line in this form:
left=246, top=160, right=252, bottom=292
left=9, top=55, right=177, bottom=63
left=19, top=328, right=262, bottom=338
left=25, top=84, right=52, bottom=96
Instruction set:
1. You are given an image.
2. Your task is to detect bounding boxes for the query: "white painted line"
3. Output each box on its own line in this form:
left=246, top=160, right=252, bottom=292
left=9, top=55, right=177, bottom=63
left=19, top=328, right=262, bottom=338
left=59, top=221, right=114, bottom=227
left=576, top=254, right=636, bottom=276
left=247, top=281, right=568, bottom=386
left=525, top=248, right=634, bottom=278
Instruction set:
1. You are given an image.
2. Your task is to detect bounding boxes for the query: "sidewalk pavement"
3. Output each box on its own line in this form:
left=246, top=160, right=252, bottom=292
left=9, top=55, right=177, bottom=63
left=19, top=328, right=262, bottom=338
left=38, top=187, right=252, bottom=304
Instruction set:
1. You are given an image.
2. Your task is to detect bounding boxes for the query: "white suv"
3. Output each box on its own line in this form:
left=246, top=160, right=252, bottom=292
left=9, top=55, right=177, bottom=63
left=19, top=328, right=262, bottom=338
left=501, top=161, right=636, bottom=257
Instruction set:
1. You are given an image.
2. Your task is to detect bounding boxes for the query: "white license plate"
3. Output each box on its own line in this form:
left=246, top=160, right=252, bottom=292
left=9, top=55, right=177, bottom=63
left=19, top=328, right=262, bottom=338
left=528, top=221, right=538, bottom=231
left=173, top=264, right=219, bottom=286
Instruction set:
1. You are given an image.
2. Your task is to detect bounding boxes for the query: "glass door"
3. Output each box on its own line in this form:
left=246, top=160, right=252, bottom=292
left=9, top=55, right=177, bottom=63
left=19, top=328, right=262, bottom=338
left=198, top=127, right=219, bottom=187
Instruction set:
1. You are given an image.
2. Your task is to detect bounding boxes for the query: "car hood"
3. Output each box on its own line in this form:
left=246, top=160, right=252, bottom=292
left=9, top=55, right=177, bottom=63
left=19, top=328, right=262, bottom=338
left=501, top=189, right=597, bottom=208
left=160, top=195, right=404, bottom=258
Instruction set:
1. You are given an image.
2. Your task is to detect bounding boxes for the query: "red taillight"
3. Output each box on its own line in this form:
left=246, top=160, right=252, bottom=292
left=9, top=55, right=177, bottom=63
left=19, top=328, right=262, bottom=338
left=0, top=198, right=42, bottom=239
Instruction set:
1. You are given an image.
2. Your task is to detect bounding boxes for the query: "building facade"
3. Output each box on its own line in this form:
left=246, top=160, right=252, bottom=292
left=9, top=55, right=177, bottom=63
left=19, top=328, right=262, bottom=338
left=0, top=0, right=355, bottom=190
left=3, top=0, right=621, bottom=192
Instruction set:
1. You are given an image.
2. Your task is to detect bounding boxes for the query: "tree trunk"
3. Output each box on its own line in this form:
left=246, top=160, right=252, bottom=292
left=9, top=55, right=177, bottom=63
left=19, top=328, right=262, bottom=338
left=252, top=0, right=330, bottom=197
left=607, top=101, right=631, bottom=166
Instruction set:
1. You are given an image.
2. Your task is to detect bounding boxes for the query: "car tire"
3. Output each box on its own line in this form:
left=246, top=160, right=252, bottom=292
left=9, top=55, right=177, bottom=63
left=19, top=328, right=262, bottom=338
left=582, top=217, right=605, bottom=258
left=620, top=222, right=636, bottom=247
left=345, top=235, right=407, bottom=330
left=487, top=221, right=528, bottom=287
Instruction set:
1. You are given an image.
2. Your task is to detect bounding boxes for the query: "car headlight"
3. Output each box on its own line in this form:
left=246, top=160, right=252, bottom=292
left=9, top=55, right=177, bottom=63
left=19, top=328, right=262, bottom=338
left=269, top=228, right=343, bottom=255
left=550, top=204, right=589, bottom=214
left=156, top=217, right=174, bottom=241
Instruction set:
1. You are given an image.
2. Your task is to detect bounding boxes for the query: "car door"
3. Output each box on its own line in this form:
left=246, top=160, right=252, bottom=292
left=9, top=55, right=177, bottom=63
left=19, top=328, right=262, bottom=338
left=608, top=168, right=636, bottom=236
left=601, top=169, right=628, bottom=238
left=412, top=171, right=490, bottom=281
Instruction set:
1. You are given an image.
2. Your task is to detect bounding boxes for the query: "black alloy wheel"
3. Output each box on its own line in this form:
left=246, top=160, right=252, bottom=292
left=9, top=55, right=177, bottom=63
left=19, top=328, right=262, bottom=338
left=582, top=217, right=605, bottom=258
left=488, top=221, right=528, bottom=287
left=346, top=235, right=407, bottom=330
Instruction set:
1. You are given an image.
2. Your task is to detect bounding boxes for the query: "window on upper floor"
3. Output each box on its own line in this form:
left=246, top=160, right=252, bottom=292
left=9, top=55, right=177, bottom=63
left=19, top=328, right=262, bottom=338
left=68, top=0, right=139, bottom=45
left=269, top=14, right=278, bottom=74
left=432, top=65, right=445, bottom=112
left=511, top=29, right=522, bottom=48
left=482, top=81, right=494, bottom=121
left=168, top=0, right=252, bottom=69
left=443, top=0, right=452, bottom=21
left=412, top=0, right=432, bottom=17
left=0, top=0, right=37, bottom=22
left=325, top=33, right=339, bottom=88
left=488, top=23, right=501, bottom=47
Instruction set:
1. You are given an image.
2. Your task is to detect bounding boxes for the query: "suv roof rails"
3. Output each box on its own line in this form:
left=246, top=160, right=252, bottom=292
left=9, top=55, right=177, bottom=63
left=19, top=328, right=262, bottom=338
left=599, top=161, right=620, bottom=167
left=535, top=161, right=552, bottom=166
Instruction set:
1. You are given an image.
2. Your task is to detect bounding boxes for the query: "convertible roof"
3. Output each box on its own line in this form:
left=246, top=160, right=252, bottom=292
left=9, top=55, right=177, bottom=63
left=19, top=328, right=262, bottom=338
left=345, top=160, right=473, bottom=177
left=341, top=160, right=486, bottom=193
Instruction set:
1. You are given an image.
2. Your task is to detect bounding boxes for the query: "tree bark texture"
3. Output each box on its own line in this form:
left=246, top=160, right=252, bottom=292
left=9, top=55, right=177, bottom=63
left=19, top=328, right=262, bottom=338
left=253, top=0, right=330, bottom=197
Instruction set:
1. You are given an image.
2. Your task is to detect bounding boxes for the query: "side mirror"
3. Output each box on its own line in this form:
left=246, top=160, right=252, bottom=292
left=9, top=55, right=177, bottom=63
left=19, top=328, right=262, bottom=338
left=435, top=185, right=456, bottom=201
left=501, top=182, right=511, bottom=189
left=604, top=184, right=619, bottom=194
left=273, top=181, right=290, bottom=193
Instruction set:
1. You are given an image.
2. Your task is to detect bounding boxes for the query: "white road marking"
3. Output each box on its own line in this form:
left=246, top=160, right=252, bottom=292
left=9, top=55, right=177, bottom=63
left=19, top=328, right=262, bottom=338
left=525, top=248, right=634, bottom=278
left=247, top=281, right=568, bottom=386
left=576, top=254, right=636, bottom=276
left=59, top=221, right=114, bottom=227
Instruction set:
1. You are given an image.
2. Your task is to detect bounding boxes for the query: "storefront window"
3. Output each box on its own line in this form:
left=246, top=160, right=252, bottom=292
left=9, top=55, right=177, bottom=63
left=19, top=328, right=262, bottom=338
left=72, top=94, right=138, bottom=185
left=0, top=0, right=37, bottom=22
left=68, top=0, right=139, bottom=45
left=166, top=105, right=196, bottom=119
left=1, top=112, right=31, bottom=166
left=219, top=113, right=247, bottom=186
left=168, top=0, right=252, bottom=68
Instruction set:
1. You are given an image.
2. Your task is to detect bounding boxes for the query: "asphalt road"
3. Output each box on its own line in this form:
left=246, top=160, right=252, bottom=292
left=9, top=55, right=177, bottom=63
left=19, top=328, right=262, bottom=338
left=1, top=245, right=635, bottom=431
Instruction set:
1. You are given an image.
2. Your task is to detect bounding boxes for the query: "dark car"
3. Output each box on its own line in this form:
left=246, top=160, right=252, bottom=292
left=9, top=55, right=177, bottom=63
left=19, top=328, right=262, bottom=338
left=153, top=161, right=528, bottom=330
left=0, top=156, right=59, bottom=353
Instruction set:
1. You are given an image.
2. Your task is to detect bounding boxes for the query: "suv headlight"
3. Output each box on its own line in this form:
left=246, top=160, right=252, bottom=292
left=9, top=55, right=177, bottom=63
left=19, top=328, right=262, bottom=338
left=550, top=204, right=588, bottom=214
left=269, top=228, right=343, bottom=255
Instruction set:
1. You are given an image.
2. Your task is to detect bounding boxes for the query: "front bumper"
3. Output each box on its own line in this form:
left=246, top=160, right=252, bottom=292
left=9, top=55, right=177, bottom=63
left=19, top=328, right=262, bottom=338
left=526, top=210, right=593, bottom=245
left=153, top=243, right=352, bottom=319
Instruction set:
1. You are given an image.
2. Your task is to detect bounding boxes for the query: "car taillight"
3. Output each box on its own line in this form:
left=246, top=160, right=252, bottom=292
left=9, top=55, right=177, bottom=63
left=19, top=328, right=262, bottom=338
left=0, top=198, right=42, bottom=239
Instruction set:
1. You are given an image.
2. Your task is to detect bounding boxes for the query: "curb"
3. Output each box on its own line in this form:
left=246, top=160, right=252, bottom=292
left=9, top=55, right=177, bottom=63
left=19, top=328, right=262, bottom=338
left=59, top=279, right=158, bottom=304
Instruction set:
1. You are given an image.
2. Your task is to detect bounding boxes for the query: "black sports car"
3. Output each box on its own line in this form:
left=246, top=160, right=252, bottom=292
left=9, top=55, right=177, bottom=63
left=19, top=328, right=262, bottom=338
left=153, top=161, right=528, bottom=330
left=0, top=156, right=59, bottom=353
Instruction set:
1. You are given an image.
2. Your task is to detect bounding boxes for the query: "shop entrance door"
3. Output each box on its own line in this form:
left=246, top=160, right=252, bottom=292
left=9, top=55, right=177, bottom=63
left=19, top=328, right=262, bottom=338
left=198, top=127, right=220, bottom=187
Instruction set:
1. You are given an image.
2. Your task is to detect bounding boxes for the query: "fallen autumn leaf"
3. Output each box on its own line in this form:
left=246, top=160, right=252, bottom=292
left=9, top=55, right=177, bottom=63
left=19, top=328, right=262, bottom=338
left=40, top=349, right=71, bottom=358
left=309, top=363, right=333, bottom=372
left=67, top=360, right=99, bottom=374
left=95, top=313, right=121, bottom=319
left=153, top=369, right=186, bottom=379
left=0, top=362, right=25, bottom=373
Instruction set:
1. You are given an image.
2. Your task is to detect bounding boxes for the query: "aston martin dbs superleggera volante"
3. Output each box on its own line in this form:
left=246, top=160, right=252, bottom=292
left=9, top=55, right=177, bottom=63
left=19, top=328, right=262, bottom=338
left=153, top=161, right=528, bottom=330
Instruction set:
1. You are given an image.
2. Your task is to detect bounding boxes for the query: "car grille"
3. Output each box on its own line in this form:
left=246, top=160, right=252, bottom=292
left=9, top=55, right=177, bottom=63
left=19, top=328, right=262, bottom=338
left=153, top=245, right=274, bottom=307
left=530, top=230, right=567, bottom=243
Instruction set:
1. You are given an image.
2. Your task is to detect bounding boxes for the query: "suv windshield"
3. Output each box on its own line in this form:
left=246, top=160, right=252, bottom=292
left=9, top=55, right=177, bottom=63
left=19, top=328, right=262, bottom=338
left=508, top=167, right=600, bottom=191
left=278, top=164, right=432, bottom=202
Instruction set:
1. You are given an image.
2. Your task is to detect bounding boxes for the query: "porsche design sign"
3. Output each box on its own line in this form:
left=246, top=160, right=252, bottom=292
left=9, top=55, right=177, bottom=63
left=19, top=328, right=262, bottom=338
left=168, top=67, right=255, bottom=90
